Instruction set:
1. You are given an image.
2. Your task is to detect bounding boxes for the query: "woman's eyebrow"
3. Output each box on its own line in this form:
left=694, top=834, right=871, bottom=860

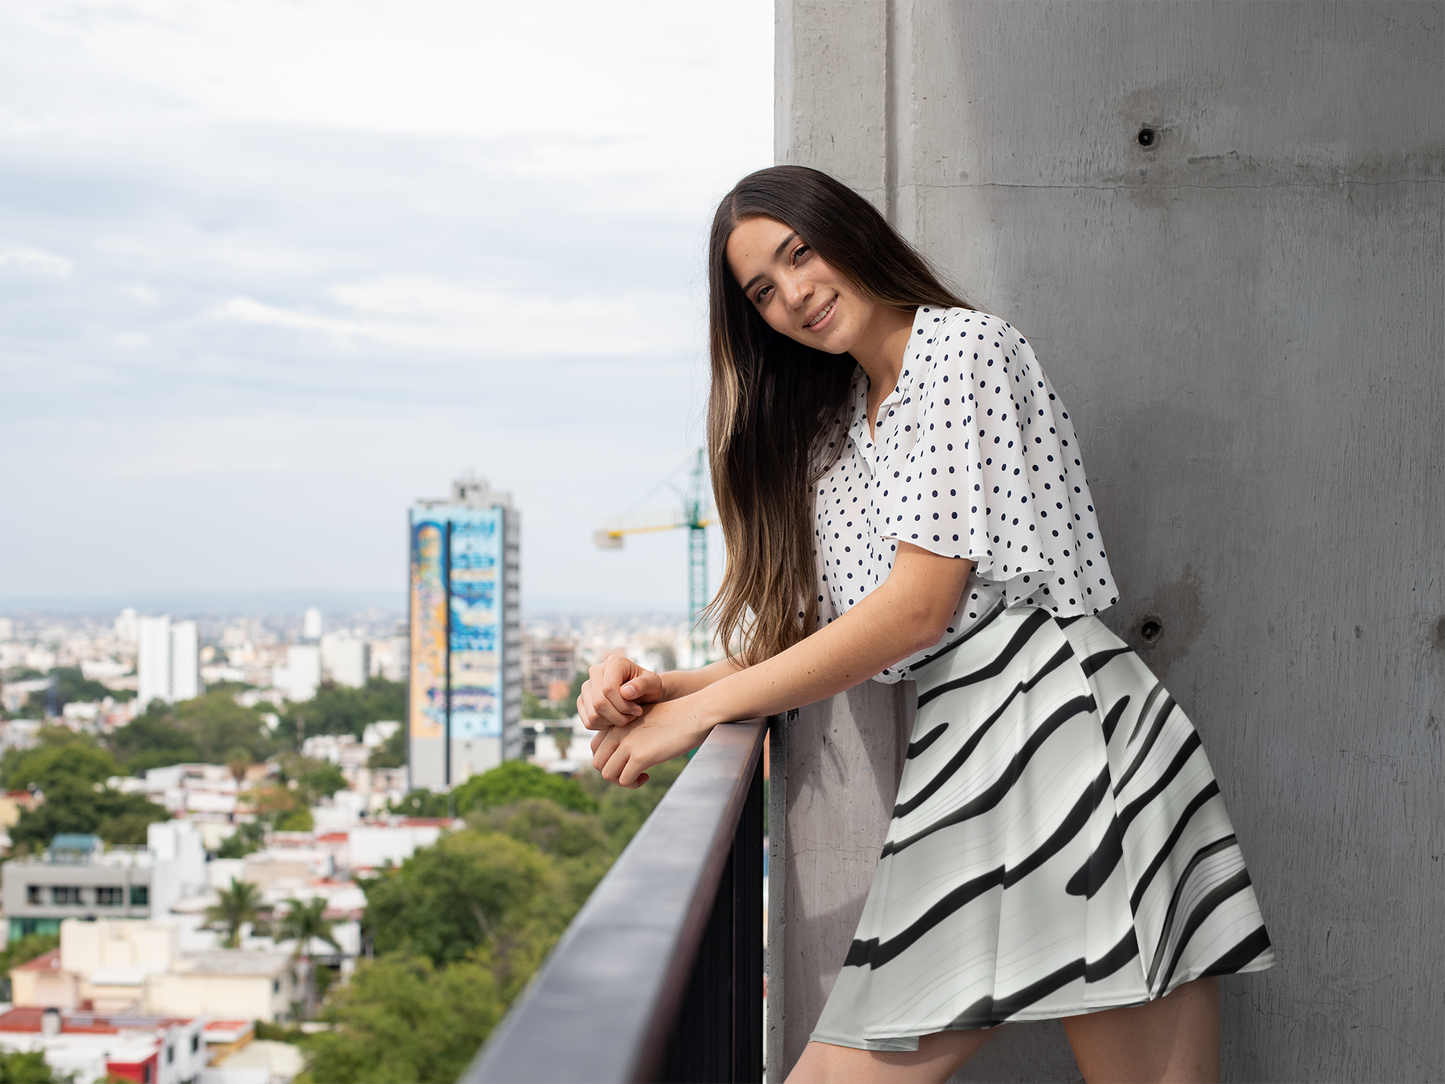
left=741, top=231, right=800, bottom=295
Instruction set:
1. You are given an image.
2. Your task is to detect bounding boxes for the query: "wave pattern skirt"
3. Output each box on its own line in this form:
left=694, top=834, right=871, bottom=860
left=810, top=604, right=1275, bottom=1051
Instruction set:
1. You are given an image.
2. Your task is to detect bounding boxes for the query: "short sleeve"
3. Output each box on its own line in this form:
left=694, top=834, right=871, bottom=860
left=880, top=311, right=1119, bottom=616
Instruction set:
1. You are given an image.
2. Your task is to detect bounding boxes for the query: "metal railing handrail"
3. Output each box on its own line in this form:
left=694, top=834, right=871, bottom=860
left=463, top=719, right=768, bottom=1083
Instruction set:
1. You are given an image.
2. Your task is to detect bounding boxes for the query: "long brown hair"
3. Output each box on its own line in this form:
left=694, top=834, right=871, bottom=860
left=706, top=165, right=971, bottom=665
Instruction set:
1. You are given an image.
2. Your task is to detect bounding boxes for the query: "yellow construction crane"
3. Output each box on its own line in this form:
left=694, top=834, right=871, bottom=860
left=594, top=448, right=715, bottom=668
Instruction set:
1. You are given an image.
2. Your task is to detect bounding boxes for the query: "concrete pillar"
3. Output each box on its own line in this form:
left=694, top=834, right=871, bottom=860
left=770, top=2, right=1443, bottom=1080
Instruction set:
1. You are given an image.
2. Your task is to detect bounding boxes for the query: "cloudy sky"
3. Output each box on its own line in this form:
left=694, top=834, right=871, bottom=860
left=0, top=0, right=774, bottom=614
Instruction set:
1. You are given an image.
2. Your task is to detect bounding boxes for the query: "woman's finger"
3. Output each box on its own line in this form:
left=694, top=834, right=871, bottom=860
left=598, top=654, right=645, bottom=719
left=592, top=727, right=622, bottom=772
left=581, top=677, right=637, bottom=729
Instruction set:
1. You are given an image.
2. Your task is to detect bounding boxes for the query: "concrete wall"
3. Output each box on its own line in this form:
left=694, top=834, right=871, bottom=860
left=770, top=2, right=1443, bottom=1081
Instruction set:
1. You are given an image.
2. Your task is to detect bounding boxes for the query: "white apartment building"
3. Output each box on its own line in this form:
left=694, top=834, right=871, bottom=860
left=302, top=607, right=323, bottom=641
left=137, top=616, right=202, bottom=707
left=277, top=644, right=321, bottom=702
left=319, top=634, right=368, bottom=688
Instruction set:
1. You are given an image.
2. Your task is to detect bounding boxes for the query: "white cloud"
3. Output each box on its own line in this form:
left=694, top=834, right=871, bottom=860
left=0, top=0, right=770, bottom=607
left=0, top=242, right=72, bottom=275
left=213, top=278, right=701, bottom=357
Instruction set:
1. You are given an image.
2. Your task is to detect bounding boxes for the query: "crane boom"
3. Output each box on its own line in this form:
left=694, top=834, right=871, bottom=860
left=594, top=448, right=714, bottom=668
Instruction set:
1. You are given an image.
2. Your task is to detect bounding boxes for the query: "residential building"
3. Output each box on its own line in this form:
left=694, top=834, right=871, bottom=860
left=319, top=634, right=368, bottom=688
left=170, top=622, right=200, bottom=701
left=8, top=920, right=303, bottom=1024
left=302, top=607, right=323, bottom=641
left=280, top=645, right=320, bottom=702
left=137, top=617, right=202, bottom=707
left=408, top=475, right=522, bottom=789
left=2, top=824, right=205, bottom=940
left=0, top=1006, right=206, bottom=1084
left=137, top=617, right=171, bottom=708
left=522, top=635, right=577, bottom=701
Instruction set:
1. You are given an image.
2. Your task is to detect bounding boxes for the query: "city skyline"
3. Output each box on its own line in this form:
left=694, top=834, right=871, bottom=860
left=0, top=0, right=768, bottom=613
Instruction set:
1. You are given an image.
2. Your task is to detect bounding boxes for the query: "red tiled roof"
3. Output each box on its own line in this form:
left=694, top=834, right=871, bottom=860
left=0, top=1007, right=197, bottom=1034
left=13, top=949, right=60, bottom=972
left=315, top=832, right=348, bottom=843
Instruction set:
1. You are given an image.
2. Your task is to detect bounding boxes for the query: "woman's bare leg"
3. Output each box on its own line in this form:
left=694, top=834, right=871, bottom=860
left=1062, top=977, right=1220, bottom=1084
left=785, top=1028, right=994, bottom=1084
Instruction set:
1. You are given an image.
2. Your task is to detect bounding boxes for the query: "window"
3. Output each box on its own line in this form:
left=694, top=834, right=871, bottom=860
left=96, top=886, right=123, bottom=906
left=191, top=1035, right=199, bottom=1053
left=130, top=885, right=149, bottom=907
left=273, top=980, right=280, bottom=994
left=142, top=1065, right=152, bottom=1084
left=166, top=1046, right=174, bottom=1064
left=51, top=886, right=81, bottom=905
left=25, top=886, right=40, bottom=905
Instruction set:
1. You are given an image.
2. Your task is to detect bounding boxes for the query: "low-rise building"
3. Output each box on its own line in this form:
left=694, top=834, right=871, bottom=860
left=2, top=824, right=206, bottom=940
left=0, top=1006, right=206, bottom=1084
left=9, top=919, right=304, bottom=1025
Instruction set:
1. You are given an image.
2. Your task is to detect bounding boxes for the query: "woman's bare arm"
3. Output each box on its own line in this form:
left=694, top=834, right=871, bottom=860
left=591, top=543, right=973, bottom=786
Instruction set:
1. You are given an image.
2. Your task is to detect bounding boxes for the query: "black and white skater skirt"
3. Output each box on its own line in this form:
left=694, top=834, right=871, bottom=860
left=811, top=603, right=1275, bottom=1051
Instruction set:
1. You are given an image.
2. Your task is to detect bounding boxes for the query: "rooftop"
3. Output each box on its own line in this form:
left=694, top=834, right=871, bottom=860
left=0, top=1007, right=195, bottom=1034
left=172, top=951, right=293, bottom=977
left=14, top=949, right=61, bottom=973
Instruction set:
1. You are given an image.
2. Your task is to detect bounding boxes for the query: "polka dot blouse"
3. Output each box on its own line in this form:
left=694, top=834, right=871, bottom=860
left=812, top=306, right=1120, bottom=684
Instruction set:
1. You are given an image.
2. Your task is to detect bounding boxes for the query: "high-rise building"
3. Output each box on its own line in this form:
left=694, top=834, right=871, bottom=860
left=170, top=621, right=200, bottom=701
left=303, top=607, right=323, bottom=641
left=113, top=608, right=138, bottom=644
left=286, top=644, right=322, bottom=702
left=408, top=475, right=521, bottom=790
left=136, top=616, right=171, bottom=708
left=137, top=616, right=202, bottom=706
left=321, top=634, right=370, bottom=689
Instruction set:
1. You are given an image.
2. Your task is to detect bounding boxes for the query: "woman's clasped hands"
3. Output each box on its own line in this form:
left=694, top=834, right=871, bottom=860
left=579, top=653, right=708, bottom=789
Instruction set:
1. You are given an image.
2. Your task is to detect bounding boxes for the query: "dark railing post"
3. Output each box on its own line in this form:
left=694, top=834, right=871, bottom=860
left=463, top=720, right=766, bottom=1084
left=661, top=748, right=763, bottom=1083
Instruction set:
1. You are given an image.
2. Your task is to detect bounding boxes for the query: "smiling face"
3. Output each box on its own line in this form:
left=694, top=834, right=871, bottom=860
left=724, top=215, right=881, bottom=356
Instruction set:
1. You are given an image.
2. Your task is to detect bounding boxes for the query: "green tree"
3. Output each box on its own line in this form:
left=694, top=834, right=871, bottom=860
left=475, top=799, right=612, bottom=913
left=108, top=709, right=204, bottom=773
left=172, top=692, right=275, bottom=763
left=386, top=789, right=451, bottom=818
left=0, top=1048, right=67, bottom=1083
left=0, top=933, right=60, bottom=976
left=579, top=754, right=690, bottom=853
left=362, top=829, right=558, bottom=977
left=19, top=666, right=132, bottom=718
left=520, top=689, right=571, bottom=720
left=205, top=877, right=263, bottom=948
left=276, top=897, right=340, bottom=1017
left=217, top=820, right=266, bottom=859
left=8, top=780, right=170, bottom=853
left=278, top=755, right=346, bottom=805
left=278, top=678, right=405, bottom=742
left=0, top=728, right=116, bottom=791
left=109, top=692, right=276, bottom=773
left=299, top=954, right=504, bottom=1084
left=367, top=726, right=406, bottom=769
left=449, top=761, right=597, bottom=817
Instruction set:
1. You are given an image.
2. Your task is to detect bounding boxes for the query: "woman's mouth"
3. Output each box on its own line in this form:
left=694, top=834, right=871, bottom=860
left=804, top=298, right=836, bottom=330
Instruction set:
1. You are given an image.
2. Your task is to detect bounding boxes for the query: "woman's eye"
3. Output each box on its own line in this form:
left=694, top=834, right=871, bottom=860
left=792, top=243, right=810, bottom=264
left=754, top=285, right=772, bottom=304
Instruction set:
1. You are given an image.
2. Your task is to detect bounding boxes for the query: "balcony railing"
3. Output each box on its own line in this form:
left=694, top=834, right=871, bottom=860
left=463, top=718, right=768, bottom=1084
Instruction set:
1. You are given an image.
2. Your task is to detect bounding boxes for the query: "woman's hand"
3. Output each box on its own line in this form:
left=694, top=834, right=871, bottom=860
left=590, top=698, right=708, bottom=788
left=577, top=653, right=665, bottom=730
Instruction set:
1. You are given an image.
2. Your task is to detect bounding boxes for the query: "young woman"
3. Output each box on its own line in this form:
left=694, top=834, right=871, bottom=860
left=581, top=166, right=1274, bottom=1083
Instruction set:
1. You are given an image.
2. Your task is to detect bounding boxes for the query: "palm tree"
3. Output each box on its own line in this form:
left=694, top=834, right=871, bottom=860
left=206, top=877, right=262, bottom=948
left=277, top=896, right=342, bottom=1017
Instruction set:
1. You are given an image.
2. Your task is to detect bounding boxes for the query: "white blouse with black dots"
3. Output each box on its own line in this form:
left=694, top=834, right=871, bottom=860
left=812, top=306, right=1120, bottom=684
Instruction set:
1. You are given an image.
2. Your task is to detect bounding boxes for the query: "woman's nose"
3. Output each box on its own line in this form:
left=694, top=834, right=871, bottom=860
left=782, top=275, right=811, bottom=309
